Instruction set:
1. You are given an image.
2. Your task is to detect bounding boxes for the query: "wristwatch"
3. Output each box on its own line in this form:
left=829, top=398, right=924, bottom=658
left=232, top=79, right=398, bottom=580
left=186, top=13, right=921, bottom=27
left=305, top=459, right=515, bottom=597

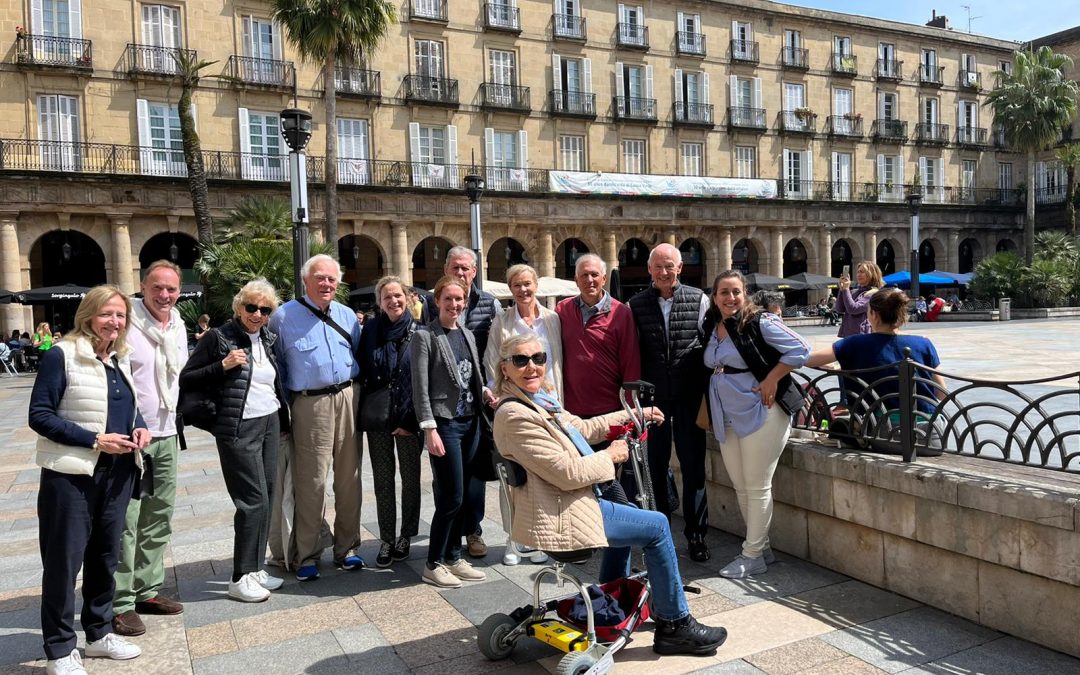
left=92, top=434, right=101, bottom=451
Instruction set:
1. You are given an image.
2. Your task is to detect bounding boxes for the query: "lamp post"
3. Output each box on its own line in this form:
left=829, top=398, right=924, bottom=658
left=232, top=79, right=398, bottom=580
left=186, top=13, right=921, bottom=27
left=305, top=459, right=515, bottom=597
left=464, top=174, right=485, bottom=291
left=906, top=190, right=923, bottom=303
left=280, top=107, right=313, bottom=299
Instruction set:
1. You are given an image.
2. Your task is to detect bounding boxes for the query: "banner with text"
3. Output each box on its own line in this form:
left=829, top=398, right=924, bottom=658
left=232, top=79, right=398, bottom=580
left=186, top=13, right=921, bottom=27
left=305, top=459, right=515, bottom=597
left=548, top=171, right=778, bottom=199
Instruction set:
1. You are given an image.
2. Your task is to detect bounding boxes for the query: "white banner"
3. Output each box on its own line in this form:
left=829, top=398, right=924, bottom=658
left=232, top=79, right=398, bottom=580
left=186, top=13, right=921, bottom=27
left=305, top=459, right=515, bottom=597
left=548, top=171, right=778, bottom=199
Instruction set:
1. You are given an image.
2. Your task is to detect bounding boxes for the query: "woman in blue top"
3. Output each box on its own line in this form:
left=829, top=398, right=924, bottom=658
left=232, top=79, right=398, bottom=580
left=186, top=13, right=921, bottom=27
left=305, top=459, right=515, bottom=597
left=704, top=271, right=810, bottom=579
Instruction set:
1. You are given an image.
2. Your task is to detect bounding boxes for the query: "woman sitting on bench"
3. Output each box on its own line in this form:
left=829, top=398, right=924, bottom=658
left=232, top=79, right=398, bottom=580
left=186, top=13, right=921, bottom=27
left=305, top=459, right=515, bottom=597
left=491, top=333, right=728, bottom=657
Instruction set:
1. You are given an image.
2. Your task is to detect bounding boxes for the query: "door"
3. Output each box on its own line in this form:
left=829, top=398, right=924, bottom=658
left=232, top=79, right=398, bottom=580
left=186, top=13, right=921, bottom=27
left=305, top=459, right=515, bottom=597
left=785, top=83, right=806, bottom=129
left=962, top=160, right=976, bottom=203
left=37, top=94, right=80, bottom=171
left=922, top=49, right=937, bottom=80
left=142, top=5, right=181, bottom=73
left=35, top=0, right=83, bottom=61
left=244, top=17, right=279, bottom=83
left=833, top=87, right=853, bottom=133
left=489, top=50, right=516, bottom=105
left=619, top=5, right=643, bottom=45
left=879, top=42, right=895, bottom=76
left=415, top=40, right=444, bottom=97
left=337, top=118, right=369, bottom=185
left=833, top=152, right=852, bottom=200
left=733, top=21, right=752, bottom=58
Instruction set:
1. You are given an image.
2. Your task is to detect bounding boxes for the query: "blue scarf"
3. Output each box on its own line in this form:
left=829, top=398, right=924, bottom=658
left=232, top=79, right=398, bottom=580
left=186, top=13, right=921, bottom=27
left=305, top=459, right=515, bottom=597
left=529, top=391, right=602, bottom=497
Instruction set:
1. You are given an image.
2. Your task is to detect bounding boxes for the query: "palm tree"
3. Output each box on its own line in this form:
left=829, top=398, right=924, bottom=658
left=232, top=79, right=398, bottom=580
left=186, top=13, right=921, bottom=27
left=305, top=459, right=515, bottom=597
left=1055, top=142, right=1080, bottom=235
left=271, top=0, right=397, bottom=249
left=173, top=49, right=219, bottom=244
left=986, top=47, right=1079, bottom=263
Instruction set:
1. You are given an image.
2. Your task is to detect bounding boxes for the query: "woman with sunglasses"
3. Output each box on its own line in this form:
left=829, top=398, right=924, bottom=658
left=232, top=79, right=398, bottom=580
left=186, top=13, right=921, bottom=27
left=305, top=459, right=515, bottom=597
left=492, top=334, right=728, bottom=656
left=179, top=279, right=290, bottom=602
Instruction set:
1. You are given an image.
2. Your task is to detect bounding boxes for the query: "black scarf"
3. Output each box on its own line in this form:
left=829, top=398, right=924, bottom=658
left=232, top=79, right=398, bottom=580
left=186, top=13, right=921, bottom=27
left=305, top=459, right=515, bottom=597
left=373, top=312, right=414, bottom=374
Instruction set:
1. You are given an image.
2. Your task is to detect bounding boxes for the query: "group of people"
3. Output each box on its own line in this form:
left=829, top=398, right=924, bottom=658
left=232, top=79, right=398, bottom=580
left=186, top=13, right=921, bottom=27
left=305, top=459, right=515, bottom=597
left=3, top=324, right=62, bottom=371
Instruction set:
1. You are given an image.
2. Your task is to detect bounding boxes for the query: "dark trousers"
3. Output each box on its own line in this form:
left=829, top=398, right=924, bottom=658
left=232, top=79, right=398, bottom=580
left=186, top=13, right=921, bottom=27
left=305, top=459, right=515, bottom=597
left=426, top=416, right=478, bottom=565
left=648, top=397, right=709, bottom=539
left=38, top=454, right=136, bottom=660
left=367, top=430, right=423, bottom=543
left=216, top=413, right=279, bottom=579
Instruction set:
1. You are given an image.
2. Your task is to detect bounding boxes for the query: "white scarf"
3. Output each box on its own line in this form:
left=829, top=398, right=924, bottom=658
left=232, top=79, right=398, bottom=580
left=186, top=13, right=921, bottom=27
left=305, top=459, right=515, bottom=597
left=130, top=300, right=182, bottom=412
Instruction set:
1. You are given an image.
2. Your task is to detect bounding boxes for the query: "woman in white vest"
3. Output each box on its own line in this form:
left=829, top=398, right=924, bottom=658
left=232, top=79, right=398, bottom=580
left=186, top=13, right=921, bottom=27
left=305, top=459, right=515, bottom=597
left=28, top=285, right=151, bottom=675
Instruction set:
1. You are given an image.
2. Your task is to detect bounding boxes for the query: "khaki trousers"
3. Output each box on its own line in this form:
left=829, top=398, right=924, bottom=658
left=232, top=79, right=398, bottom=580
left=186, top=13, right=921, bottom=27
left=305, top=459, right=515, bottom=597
left=290, top=384, right=362, bottom=567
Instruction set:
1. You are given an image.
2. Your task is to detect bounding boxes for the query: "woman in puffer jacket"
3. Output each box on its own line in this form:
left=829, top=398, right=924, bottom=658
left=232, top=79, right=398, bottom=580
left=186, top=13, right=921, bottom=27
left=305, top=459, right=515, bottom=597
left=179, top=278, right=290, bottom=603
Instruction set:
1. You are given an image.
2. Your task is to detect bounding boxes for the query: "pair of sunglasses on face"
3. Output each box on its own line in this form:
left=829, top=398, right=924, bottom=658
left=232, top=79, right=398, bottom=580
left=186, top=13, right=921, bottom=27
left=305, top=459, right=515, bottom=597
left=244, top=304, right=273, bottom=316
left=503, top=352, right=548, bottom=368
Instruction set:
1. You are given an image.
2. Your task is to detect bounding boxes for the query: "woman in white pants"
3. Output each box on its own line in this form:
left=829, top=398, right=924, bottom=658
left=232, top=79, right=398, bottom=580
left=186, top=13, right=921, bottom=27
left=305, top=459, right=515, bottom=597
left=703, top=271, right=810, bottom=579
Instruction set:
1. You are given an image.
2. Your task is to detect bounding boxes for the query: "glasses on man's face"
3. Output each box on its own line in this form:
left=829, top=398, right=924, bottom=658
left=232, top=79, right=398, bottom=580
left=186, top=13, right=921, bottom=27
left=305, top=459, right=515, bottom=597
left=503, top=352, right=548, bottom=368
left=312, top=274, right=338, bottom=285
left=244, top=304, right=272, bottom=316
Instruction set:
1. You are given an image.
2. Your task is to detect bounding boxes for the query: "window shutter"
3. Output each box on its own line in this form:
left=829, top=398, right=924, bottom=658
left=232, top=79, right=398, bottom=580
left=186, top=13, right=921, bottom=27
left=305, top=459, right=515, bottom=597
left=552, top=54, right=561, bottom=89
left=409, top=122, right=422, bottom=185
left=236, top=107, right=251, bottom=179
left=446, top=124, right=459, bottom=187
left=242, top=17, right=252, bottom=56
left=137, top=99, right=152, bottom=173
left=583, top=58, right=592, bottom=93
left=782, top=149, right=791, bottom=183
left=752, top=77, right=762, bottom=109
left=897, top=156, right=904, bottom=186
left=806, top=150, right=814, bottom=185
left=484, top=127, right=496, bottom=185
left=937, top=157, right=945, bottom=192
left=877, top=92, right=885, bottom=120
left=731, top=19, right=738, bottom=41
left=637, top=6, right=644, bottom=24
left=677, top=10, right=684, bottom=34
left=957, top=101, right=963, bottom=130
left=729, top=75, right=738, bottom=106
left=702, top=72, right=710, bottom=105
left=832, top=151, right=839, bottom=184
left=68, top=0, right=82, bottom=39
left=32, top=0, right=43, bottom=34
left=645, top=64, right=653, bottom=99
left=877, top=153, right=885, bottom=185
left=518, top=130, right=528, bottom=168
left=674, top=68, right=683, bottom=105
left=615, top=62, right=625, bottom=98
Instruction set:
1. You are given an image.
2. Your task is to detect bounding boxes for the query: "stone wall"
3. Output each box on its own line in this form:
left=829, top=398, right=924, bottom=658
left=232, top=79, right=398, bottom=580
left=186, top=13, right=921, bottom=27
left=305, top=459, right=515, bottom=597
left=687, top=439, right=1080, bottom=658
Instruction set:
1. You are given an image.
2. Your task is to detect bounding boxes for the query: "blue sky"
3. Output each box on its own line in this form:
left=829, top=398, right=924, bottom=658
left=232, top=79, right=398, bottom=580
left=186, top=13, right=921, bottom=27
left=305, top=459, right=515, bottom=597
left=789, top=1, right=1080, bottom=43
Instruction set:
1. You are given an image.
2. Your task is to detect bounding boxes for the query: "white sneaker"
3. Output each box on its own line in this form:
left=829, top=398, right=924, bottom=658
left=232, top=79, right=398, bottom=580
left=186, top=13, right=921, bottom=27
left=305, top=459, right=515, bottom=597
left=422, top=563, right=462, bottom=588
left=85, top=633, right=141, bottom=660
left=502, top=548, right=521, bottom=566
left=719, top=554, right=768, bottom=579
left=229, top=573, right=271, bottom=602
left=446, top=559, right=487, bottom=581
left=254, top=569, right=284, bottom=591
left=516, top=544, right=549, bottom=565
left=46, top=650, right=86, bottom=675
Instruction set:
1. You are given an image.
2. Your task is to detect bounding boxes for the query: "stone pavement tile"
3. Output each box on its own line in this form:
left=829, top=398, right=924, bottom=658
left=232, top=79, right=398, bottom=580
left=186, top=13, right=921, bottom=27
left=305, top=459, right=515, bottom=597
left=97, top=613, right=192, bottom=675
left=743, top=637, right=848, bottom=674
left=901, top=636, right=1080, bottom=675
left=329, top=623, right=410, bottom=673
left=186, top=621, right=238, bottom=660
left=0, top=586, right=39, bottom=613
left=354, top=581, right=449, bottom=620
left=0, top=569, right=40, bottom=593
left=0, top=664, right=36, bottom=674
left=231, top=597, right=369, bottom=650
left=686, top=661, right=769, bottom=674
left=776, top=580, right=922, bottom=630
left=694, top=559, right=849, bottom=606
left=4, top=484, right=36, bottom=494
left=0, top=607, right=42, bottom=667
left=437, top=577, right=532, bottom=627
left=0, top=507, right=34, bottom=523
left=12, top=471, right=36, bottom=486
left=170, top=521, right=233, bottom=547
left=171, top=539, right=234, bottom=566
left=0, top=554, right=41, bottom=577
left=798, top=656, right=888, bottom=674
left=390, top=624, right=479, bottom=669
left=192, top=631, right=348, bottom=675
left=687, top=590, right=741, bottom=618
left=371, top=604, right=475, bottom=668
left=412, top=649, right=523, bottom=675
left=707, top=600, right=835, bottom=662
left=178, top=567, right=314, bottom=629
left=536, top=628, right=724, bottom=675
left=0, top=540, right=36, bottom=558
left=820, top=606, right=1002, bottom=673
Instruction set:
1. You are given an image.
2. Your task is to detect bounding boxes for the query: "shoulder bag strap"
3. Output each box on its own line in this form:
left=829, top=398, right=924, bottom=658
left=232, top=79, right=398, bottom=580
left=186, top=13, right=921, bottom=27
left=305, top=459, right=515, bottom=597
left=298, top=298, right=355, bottom=347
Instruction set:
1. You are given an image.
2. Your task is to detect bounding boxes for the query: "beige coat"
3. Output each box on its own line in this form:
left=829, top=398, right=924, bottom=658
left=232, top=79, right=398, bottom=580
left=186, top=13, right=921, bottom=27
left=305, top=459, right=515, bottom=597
left=492, top=387, right=629, bottom=552
left=484, top=304, right=564, bottom=403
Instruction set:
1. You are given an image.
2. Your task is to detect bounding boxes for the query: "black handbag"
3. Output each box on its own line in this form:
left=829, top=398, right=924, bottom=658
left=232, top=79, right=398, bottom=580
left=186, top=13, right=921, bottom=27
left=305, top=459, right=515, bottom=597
left=359, top=385, right=393, bottom=432
left=177, top=387, right=217, bottom=432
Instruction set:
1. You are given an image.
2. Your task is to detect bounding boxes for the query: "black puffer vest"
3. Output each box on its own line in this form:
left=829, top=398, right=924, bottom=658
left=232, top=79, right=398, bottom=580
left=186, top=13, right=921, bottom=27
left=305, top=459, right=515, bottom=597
left=629, top=284, right=708, bottom=402
left=723, top=312, right=804, bottom=414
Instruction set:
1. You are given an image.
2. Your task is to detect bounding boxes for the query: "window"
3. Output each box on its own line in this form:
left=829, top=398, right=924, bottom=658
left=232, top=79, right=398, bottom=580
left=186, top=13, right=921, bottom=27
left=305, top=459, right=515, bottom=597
left=415, top=39, right=445, bottom=79
left=834, top=36, right=851, bottom=56
left=677, top=12, right=702, bottom=53
left=140, top=5, right=181, bottom=72
left=618, top=4, right=645, bottom=46
left=242, top=17, right=282, bottom=83
left=783, top=29, right=803, bottom=66
left=735, top=146, right=756, bottom=178
left=238, top=109, right=285, bottom=181
left=1035, top=160, right=1067, bottom=203
left=879, top=91, right=897, bottom=120
left=674, top=69, right=709, bottom=122
left=998, top=162, right=1013, bottom=193
left=554, top=0, right=583, bottom=38
left=1000, top=60, right=1013, bottom=76
left=488, top=49, right=517, bottom=105
left=958, top=100, right=978, bottom=142
left=337, top=118, right=369, bottom=184
left=486, top=0, right=517, bottom=29
left=552, top=54, right=593, bottom=113
left=919, top=156, right=945, bottom=202
left=622, top=139, right=646, bottom=173
left=137, top=99, right=185, bottom=176
left=876, top=154, right=904, bottom=201
left=680, top=142, right=703, bottom=176
left=559, top=135, right=585, bottom=171
left=37, top=94, right=80, bottom=170
left=962, top=53, right=977, bottom=75
left=923, top=97, right=939, bottom=124
left=35, top=0, right=82, bottom=40
left=961, top=159, right=977, bottom=200
left=832, top=152, right=853, bottom=200
left=783, top=149, right=811, bottom=197
left=485, top=128, right=528, bottom=190
left=615, top=62, right=653, bottom=117
left=409, top=122, right=459, bottom=188
left=921, top=48, right=937, bottom=80
left=878, top=42, right=897, bottom=76
left=413, top=0, right=444, bottom=19
left=732, top=20, right=753, bottom=59
left=729, top=75, right=762, bottom=125
left=832, top=87, right=854, bottom=133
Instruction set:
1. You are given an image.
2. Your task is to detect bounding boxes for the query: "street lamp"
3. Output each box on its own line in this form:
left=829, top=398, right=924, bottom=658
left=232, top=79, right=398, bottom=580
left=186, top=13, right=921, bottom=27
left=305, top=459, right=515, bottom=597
left=280, top=107, right=313, bottom=299
left=906, top=190, right=923, bottom=303
left=464, top=174, right=485, bottom=291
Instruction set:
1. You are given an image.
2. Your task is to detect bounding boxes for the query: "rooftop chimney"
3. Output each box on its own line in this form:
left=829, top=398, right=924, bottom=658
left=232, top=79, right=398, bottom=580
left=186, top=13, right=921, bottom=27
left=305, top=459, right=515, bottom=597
left=926, top=9, right=949, bottom=29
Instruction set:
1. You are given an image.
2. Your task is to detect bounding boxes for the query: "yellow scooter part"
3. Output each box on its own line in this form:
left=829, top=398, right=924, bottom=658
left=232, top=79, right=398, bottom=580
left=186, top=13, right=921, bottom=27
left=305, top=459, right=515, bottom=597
left=528, top=620, right=589, bottom=653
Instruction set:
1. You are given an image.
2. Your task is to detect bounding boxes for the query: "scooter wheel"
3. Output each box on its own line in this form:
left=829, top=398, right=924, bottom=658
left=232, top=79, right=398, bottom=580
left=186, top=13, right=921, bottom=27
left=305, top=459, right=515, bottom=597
left=555, top=651, right=596, bottom=675
left=477, top=613, right=517, bottom=660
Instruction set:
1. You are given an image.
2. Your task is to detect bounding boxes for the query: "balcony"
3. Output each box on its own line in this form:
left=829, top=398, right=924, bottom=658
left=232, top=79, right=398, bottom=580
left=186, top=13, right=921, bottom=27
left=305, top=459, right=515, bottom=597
left=125, top=43, right=195, bottom=77
left=915, top=122, right=950, bottom=145
left=410, top=0, right=447, bottom=22
left=674, top=102, right=714, bottom=126
left=550, top=90, right=596, bottom=118
left=403, top=75, right=459, bottom=107
left=873, top=119, right=908, bottom=142
left=781, top=47, right=809, bottom=70
left=832, top=53, right=857, bottom=77
left=876, top=59, right=903, bottom=81
left=15, top=34, right=93, bottom=70
left=780, top=179, right=838, bottom=200
left=480, top=83, right=530, bottom=112
left=227, top=55, right=295, bottom=89
left=728, top=106, right=767, bottom=131
left=676, top=31, right=706, bottom=56
left=862, top=182, right=907, bottom=203
left=553, top=14, right=586, bottom=40
left=778, top=110, right=816, bottom=135
left=960, top=70, right=982, bottom=90
left=612, top=96, right=657, bottom=122
left=616, top=23, right=648, bottom=49
left=827, top=115, right=863, bottom=138
left=333, top=67, right=380, bottom=99
left=919, top=65, right=944, bottom=87
left=484, top=3, right=520, bottom=32
left=957, top=126, right=988, bottom=147
left=731, top=39, right=759, bottom=64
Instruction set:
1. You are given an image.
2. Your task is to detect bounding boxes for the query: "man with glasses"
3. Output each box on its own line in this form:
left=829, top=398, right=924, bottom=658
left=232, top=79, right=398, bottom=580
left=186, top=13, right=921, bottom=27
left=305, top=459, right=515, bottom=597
left=269, top=255, right=363, bottom=581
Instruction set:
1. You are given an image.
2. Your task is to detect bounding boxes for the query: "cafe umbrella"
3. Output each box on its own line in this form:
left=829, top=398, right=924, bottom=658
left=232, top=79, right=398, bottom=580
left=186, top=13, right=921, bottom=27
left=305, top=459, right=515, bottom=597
left=13, top=284, right=91, bottom=304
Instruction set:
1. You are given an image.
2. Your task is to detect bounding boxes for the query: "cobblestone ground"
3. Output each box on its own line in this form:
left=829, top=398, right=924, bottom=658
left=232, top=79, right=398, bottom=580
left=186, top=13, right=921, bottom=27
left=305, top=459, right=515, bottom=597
left=1, top=320, right=1079, bottom=674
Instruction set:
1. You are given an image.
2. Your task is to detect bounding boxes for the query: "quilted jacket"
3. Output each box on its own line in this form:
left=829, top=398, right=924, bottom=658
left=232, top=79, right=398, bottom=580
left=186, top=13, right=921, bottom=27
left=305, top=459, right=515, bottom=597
left=492, top=386, right=629, bottom=552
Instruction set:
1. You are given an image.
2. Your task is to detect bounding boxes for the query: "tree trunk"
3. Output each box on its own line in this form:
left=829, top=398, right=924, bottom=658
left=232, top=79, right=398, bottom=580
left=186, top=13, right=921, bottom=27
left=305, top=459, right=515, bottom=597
left=1025, top=151, right=1036, bottom=265
left=179, top=72, right=213, bottom=243
left=323, top=57, right=338, bottom=253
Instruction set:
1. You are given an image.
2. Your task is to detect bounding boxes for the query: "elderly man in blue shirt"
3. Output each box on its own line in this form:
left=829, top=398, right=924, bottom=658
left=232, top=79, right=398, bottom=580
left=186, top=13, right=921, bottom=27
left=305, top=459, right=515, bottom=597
left=270, top=254, right=363, bottom=581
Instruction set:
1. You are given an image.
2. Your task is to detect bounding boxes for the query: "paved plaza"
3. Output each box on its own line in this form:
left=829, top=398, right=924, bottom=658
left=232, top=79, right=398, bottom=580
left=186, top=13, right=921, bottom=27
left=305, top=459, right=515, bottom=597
left=0, top=320, right=1079, bottom=674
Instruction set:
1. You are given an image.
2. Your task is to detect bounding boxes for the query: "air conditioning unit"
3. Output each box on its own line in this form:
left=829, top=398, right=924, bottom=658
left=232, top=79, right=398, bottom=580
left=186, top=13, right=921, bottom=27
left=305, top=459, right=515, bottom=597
left=965, top=71, right=978, bottom=86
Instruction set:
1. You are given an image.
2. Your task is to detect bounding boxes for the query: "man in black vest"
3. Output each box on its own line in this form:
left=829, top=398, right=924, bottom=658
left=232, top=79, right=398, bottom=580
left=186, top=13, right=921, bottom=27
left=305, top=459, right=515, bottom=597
left=628, top=243, right=712, bottom=562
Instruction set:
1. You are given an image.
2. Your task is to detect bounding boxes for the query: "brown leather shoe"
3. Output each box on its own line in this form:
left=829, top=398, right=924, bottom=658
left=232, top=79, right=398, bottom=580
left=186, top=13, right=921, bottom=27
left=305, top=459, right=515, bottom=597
left=112, top=610, right=146, bottom=636
left=135, top=595, right=184, bottom=615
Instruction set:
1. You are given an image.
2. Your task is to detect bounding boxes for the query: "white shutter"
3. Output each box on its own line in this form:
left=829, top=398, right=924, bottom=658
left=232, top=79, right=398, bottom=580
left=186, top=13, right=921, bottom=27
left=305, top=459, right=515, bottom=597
left=806, top=151, right=814, bottom=186
left=637, top=6, right=643, bottom=25
left=237, top=107, right=251, bottom=179
left=878, top=43, right=885, bottom=61
left=702, top=72, right=710, bottom=105
left=615, top=62, right=625, bottom=98
left=242, top=16, right=252, bottom=57
left=783, top=149, right=791, bottom=184
left=583, top=58, right=592, bottom=93
left=277, top=113, right=290, bottom=181
left=957, top=101, right=963, bottom=132
left=729, top=75, right=738, bottom=106
left=645, top=64, right=653, bottom=100
left=936, top=157, right=945, bottom=200
left=484, top=127, right=496, bottom=186
left=897, top=157, right=905, bottom=187
left=518, top=130, right=528, bottom=168
left=137, top=99, right=153, bottom=174
left=69, top=0, right=82, bottom=39
left=731, top=19, right=738, bottom=44
left=1036, top=161, right=1046, bottom=190
left=447, top=124, right=459, bottom=187
left=878, top=92, right=885, bottom=120
left=408, top=122, right=422, bottom=185
left=552, top=54, right=561, bottom=89
left=752, top=77, right=762, bottom=109
left=832, top=151, right=839, bottom=192
left=877, top=153, right=885, bottom=186
left=32, top=0, right=43, bottom=34
left=677, top=10, right=684, bottom=32
left=674, top=69, right=683, bottom=105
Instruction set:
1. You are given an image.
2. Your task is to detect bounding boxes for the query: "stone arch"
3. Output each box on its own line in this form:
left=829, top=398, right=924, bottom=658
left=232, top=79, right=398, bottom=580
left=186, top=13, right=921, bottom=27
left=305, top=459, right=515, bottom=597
left=919, top=237, right=944, bottom=273
left=617, top=238, right=651, bottom=298
left=28, top=230, right=108, bottom=331
left=782, top=238, right=810, bottom=277
left=996, top=238, right=1018, bottom=253
left=338, top=234, right=386, bottom=289
left=678, top=237, right=707, bottom=289
left=876, top=238, right=902, bottom=276
left=732, top=237, right=764, bottom=274
left=411, top=236, right=455, bottom=290
left=139, top=232, right=199, bottom=283
left=486, top=237, right=527, bottom=285
left=555, top=237, right=590, bottom=279
left=830, top=238, right=854, bottom=278
left=958, top=237, right=982, bottom=274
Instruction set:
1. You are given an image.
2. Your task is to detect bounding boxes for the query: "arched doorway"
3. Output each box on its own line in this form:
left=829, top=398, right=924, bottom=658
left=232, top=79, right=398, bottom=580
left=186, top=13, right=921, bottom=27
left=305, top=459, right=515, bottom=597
left=140, top=232, right=199, bottom=283
left=679, top=238, right=706, bottom=290
left=996, top=238, right=1018, bottom=253
left=486, top=237, right=527, bottom=285
left=338, top=234, right=385, bottom=290
left=958, top=237, right=982, bottom=274
left=732, top=238, right=761, bottom=274
left=411, top=237, right=454, bottom=290
left=555, top=238, right=589, bottom=279
left=919, top=239, right=938, bottom=273
left=783, top=239, right=810, bottom=307
left=28, top=230, right=108, bottom=331
left=617, top=238, right=650, bottom=298
left=831, top=239, right=853, bottom=278
left=876, top=240, right=897, bottom=275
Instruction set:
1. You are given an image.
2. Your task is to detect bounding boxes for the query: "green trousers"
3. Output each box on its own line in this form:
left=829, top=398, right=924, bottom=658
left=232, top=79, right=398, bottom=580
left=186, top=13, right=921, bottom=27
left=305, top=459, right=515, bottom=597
left=113, top=435, right=178, bottom=613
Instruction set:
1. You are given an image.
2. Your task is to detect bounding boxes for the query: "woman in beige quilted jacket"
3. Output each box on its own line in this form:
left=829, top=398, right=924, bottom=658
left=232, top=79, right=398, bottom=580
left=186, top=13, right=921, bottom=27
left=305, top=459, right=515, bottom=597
left=492, top=334, right=728, bottom=657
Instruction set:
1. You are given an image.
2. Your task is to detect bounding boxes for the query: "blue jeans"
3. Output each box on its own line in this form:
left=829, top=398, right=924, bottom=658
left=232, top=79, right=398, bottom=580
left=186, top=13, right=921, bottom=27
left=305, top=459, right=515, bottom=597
left=596, top=499, right=689, bottom=622
left=426, top=416, right=479, bottom=565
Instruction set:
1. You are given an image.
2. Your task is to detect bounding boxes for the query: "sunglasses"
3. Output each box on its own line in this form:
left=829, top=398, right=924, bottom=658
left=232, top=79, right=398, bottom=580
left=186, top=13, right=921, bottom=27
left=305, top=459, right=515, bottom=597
left=503, top=352, right=548, bottom=368
left=244, top=304, right=273, bottom=316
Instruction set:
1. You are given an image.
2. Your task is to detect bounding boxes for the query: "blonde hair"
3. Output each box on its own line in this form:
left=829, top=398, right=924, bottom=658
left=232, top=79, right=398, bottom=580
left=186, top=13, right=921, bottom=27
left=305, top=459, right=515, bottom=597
left=231, top=278, right=281, bottom=317
left=494, top=333, right=547, bottom=393
left=35, top=322, right=50, bottom=335
left=68, top=285, right=132, bottom=355
left=505, top=263, right=538, bottom=286
left=375, top=275, right=405, bottom=303
left=857, top=260, right=884, bottom=289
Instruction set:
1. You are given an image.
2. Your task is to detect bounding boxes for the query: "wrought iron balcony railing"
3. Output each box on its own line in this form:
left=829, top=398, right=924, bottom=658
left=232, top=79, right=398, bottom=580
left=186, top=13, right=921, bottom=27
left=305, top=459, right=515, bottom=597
left=915, top=122, right=950, bottom=144
left=876, top=59, right=903, bottom=81
left=227, top=55, right=295, bottom=88
left=616, top=23, right=648, bottom=49
left=832, top=53, right=857, bottom=76
left=873, top=119, right=908, bottom=142
left=781, top=46, right=809, bottom=69
left=827, top=115, right=863, bottom=137
left=919, top=64, right=944, bottom=86
left=779, top=110, right=816, bottom=134
left=957, top=126, right=988, bottom=146
left=677, top=31, right=705, bottom=56
left=549, top=90, right=596, bottom=117
left=674, top=102, right=714, bottom=126
left=731, top=39, right=759, bottom=63
left=403, top=75, right=459, bottom=106
left=485, top=3, right=520, bottom=31
left=728, top=106, right=767, bottom=130
left=15, top=34, right=92, bottom=69
left=960, top=69, right=982, bottom=89
left=125, top=43, right=195, bottom=76
left=410, top=0, right=447, bottom=21
left=553, top=13, right=586, bottom=40
left=333, top=67, right=380, bottom=98
left=480, top=83, right=530, bottom=112
left=613, top=96, right=657, bottom=121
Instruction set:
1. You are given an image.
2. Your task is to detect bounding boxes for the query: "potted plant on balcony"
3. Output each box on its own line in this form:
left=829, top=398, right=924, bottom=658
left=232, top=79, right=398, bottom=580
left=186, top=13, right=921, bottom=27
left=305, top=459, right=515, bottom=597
left=794, top=107, right=816, bottom=122
left=15, top=25, right=28, bottom=38
left=844, top=112, right=863, bottom=122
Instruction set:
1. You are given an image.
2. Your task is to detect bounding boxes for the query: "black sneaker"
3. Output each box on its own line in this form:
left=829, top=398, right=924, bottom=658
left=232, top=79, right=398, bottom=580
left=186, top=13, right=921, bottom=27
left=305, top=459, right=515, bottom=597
left=376, top=542, right=393, bottom=568
left=653, top=615, right=728, bottom=656
left=688, top=535, right=711, bottom=562
left=392, top=536, right=410, bottom=561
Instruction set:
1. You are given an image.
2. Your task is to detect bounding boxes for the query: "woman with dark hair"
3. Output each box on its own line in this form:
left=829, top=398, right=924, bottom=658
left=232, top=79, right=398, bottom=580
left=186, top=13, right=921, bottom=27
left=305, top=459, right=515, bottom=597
left=704, top=271, right=810, bottom=579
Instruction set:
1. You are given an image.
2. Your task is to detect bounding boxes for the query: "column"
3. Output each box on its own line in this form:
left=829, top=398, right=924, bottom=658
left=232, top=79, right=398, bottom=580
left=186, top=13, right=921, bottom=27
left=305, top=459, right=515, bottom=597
left=391, top=222, right=410, bottom=287
left=108, top=214, right=136, bottom=296
left=947, top=231, right=960, bottom=273
left=0, top=213, right=22, bottom=335
left=603, top=231, right=618, bottom=273
left=771, top=229, right=784, bottom=278
left=536, top=229, right=555, bottom=278
left=666, top=231, right=677, bottom=247
left=864, top=230, right=878, bottom=270
left=818, top=228, right=833, bottom=277
left=718, top=231, right=732, bottom=272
